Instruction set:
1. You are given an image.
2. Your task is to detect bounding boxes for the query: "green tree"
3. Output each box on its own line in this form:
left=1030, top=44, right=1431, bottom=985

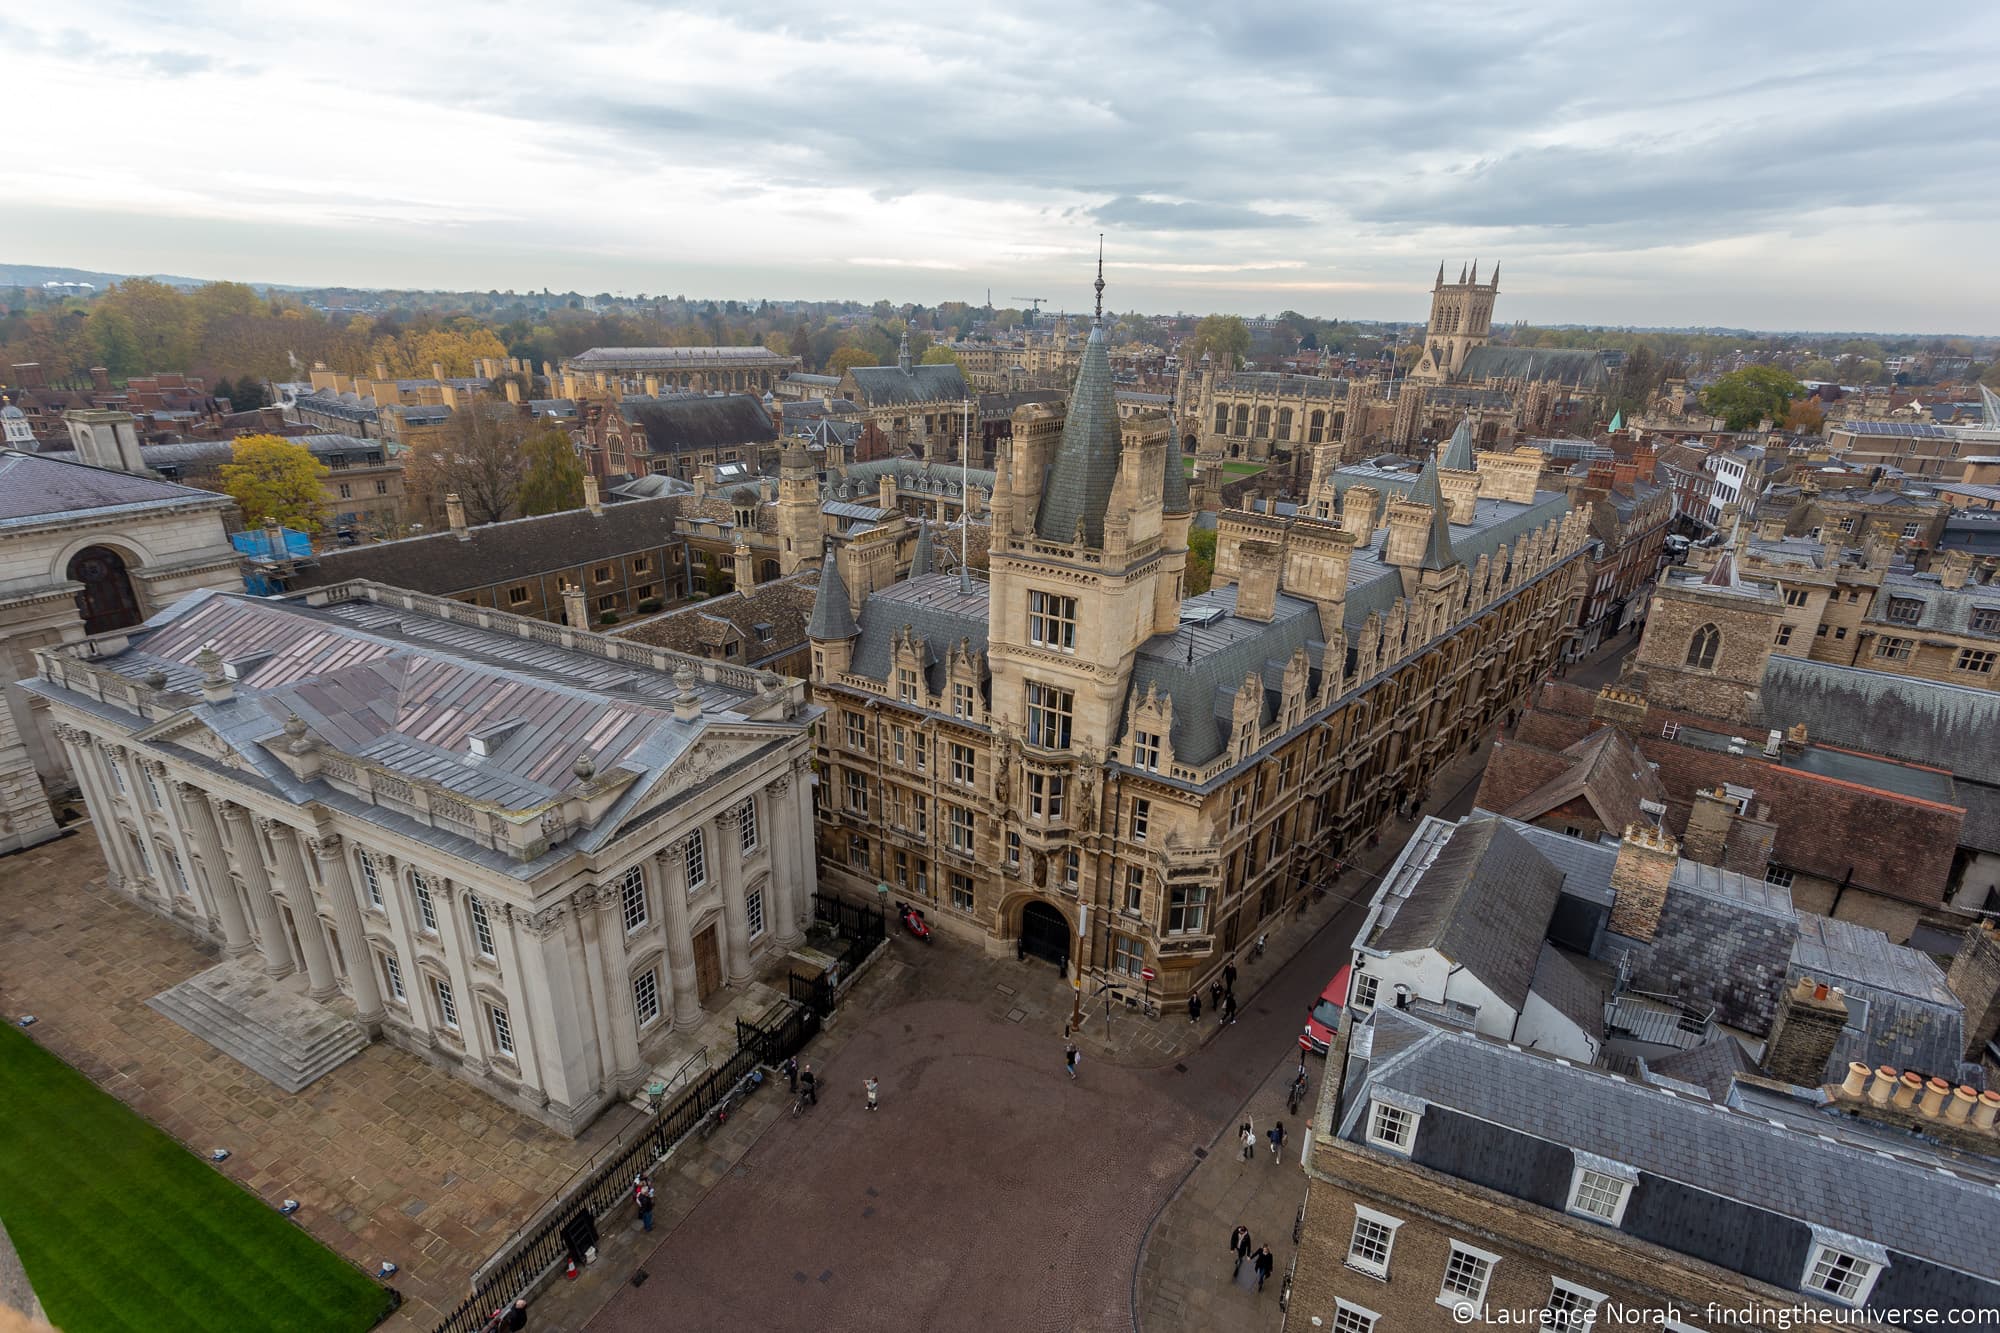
left=920, top=344, right=960, bottom=367
left=516, top=425, right=585, bottom=516
left=1186, top=527, right=1217, bottom=596
left=218, top=435, right=330, bottom=532
left=1700, top=365, right=1805, bottom=431
left=828, top=346, right=876, bottom=377
left=1187, top=315, right=1251, bottom=370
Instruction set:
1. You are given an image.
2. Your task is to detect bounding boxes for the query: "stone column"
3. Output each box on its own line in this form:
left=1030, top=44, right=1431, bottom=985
left=488, top=905, right=542, bottom=1092
left=57, top=728, right=133, bottom=891
left=717, top=809, right=751, bottom=984
left=790, top=756, right=821, bottom=930
left=175, top=783, right=252, bottom=957
left=596, top=893, right=645, bottom=1092
left=87, top=743, right=149, bottom=897
left=769, top=774, right=804, bottom=947
left=219, top=803, right=293, bottom=977
left=656, top=840, right=702, bottom=1031
left=267, top=822, right=337, bottom=1000
left=309, top=833, right=384, bottom=1025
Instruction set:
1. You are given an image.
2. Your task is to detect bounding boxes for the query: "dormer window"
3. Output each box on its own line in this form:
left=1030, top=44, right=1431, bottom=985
left=1366, top=1095, right=1422, bottom=1154
left=1802, top=1230, right=1887, bottom=1307
left=468, top=720, right=523, bottom=758
left=1886, top=596, right=1923, bottom=624
left=1565, top=1153, right=1637, bottom=1226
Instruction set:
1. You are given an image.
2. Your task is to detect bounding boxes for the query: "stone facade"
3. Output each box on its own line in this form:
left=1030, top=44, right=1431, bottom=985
left=808, top=295, right=1588, bottom=1005
left=23, top=581, right=818, bottom=1134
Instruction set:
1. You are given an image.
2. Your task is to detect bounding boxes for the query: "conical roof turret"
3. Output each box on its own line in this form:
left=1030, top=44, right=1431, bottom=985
left=807, top=545, right=859, bottom=639
left=909, top=521, right=935, bottom=577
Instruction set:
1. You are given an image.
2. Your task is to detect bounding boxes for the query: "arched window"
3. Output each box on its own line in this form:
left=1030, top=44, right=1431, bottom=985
left=1332, top=411, right=1345, bottom=435
left=1686, top=624, right=1721, bottom=670
left=68, top=545, right=142, bottom=635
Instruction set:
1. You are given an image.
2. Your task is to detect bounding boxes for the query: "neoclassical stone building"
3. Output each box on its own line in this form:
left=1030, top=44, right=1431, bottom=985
left=24, top=580, right=818, bottom=1133
left=807, top=280, right=1588, bottom=1004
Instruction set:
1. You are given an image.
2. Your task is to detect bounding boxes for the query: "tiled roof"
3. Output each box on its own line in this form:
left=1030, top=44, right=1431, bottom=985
left=1643, top=1034, right=1759, bottom=1100
left=291, top=497, right=685, bottom=595
left=1497, top=726, right=1669, bottom=832
left=1034, top=322, right=1122, bottom=545
left=1126, top=583, right=1324, bottom=765
left=1458, top=345, right=1611, bottom=390
left=1530, top=942, right=1607, bottom=1038
left=1865, top=571, right=2000, bottom=639
left=0, top=448, right=232, bottom=525
left=845, top=362, right=970, bottom=408
left=567, top=346, right=795, bottom=370
left=1788, top=913, right=1969, bottom=1081
left=1369, top=816, right=1566, bottom=1012
left=1757, top=657, right=2000, bottom=789
left=623, top=395, right=775, bottom=454
left=619, top=573, right=818, bottom=667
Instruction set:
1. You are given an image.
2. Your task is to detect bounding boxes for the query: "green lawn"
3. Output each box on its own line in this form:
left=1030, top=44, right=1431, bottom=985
left=0, top=1023, right=392, bottom=1333
left=1183, top=459, right=1267, bottom=476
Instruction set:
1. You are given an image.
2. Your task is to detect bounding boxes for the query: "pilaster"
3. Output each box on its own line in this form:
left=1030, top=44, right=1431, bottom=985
left=716, top=808, right=751, bottom=985
left=656, top=838, right=703, bottom=1031
left=220, top=803, right=293, bottom=977
left=309, top=833, right=385, bottom=1025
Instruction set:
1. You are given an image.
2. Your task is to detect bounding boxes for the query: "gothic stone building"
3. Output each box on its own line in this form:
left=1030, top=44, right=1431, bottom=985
left=24, top=581, right=817, bottom=1134
left=806, top=298, right=1588, bottom=1003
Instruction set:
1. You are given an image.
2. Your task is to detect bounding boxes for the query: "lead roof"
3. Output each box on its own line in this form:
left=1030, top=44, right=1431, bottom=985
left=1034, top=322, right=1122, bottom=546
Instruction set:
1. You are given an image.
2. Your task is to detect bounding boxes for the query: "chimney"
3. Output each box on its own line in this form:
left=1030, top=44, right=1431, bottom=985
left=1939, top=548, right=1974, bottom=591
left=195, top=647, right=232, bottom=704
left=583, top=473, right=603, bottom=516
left=1235, top=540, right=1281, bottom=623
left=431, top=361, right=446, bottom=383
left=1681, top=787, right=1739, bottom=865
left=1341, top=484, right=1381, bottom=539
left=1384, top=498, right=1430, bottom=568
left=1591, top=685, right=1649, bottom=730
left=1608, top=823, right=1679, bottom=942
left=1761, top=976, right=1848, bottom=1087
left=503, top=378, right=521, bottom=404
left=1612, top=461, right=1638, bottom=491
left=445, top=492, right=468, bottom=538
left=1633, top=444, right=1656, bottom=482
left=561, top=581, right=585, bottom=627
left=1586, top=461, right=1615, bottom=493
left=734, top=541, right=755, bottom=591
left=1919, top=1076, right=1951, bottom=1119
left=1945, top=921, right=2000, bottom=1063
left=90, top=366, right=111, bottom=394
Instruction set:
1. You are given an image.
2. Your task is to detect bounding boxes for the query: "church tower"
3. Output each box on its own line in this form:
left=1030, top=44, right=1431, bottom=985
left=775, top=438, right=820, bottom=575
left=1410, top=261, right=1499, bottom=383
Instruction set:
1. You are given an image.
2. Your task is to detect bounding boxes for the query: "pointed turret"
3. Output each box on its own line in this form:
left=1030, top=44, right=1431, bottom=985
left=1034, top=261, right=1122, bottom=547
left=1161, top=429, right=1191, bottom=513
left=897, top=332, right=912, bottom=373
left=1441, top=417, right=1476, bottom=471
left=1405, top=458, right=1458, bottom=571
left=1435, top=261, right=1445, bottom=290
left=909, top=521, right=935, bottom=578
left=1459, top=261, right=1468, bottom=284
left=1488, top=261, right=1500, bottom=289
left=1469, top=259, right=1478, bottom=285
left=807, top=545, right=859, bottom=640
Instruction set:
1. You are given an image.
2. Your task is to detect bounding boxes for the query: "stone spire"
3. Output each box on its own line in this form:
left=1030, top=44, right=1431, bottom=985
left=807, top=543, right=859, bottom=640
left=1161, top=428, right=1191, bottom=514
left=897, top=331, right=912, bottom=373
left=1441, top=417, right=1476, bottom=471
left=909, top=521, right=935, bottom=578
left=1405, top=457, right=1458, bottom=571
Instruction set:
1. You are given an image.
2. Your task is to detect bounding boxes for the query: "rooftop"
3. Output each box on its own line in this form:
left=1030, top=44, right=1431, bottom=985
left=0, top=448, right=234, bottom=527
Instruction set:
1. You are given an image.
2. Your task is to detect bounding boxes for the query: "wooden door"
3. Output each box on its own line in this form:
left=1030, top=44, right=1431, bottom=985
left=694, top=925, right=723, bottom=1000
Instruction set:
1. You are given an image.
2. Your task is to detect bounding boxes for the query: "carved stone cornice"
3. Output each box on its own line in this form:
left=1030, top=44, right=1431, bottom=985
left=306, top=833, right=344, bottom=859
left=217, top=801, right=248, bottom=825
left=770, top=773, right=793, bottom=797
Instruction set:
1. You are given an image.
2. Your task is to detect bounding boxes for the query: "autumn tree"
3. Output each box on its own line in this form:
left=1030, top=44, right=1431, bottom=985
left=1701, top=365, right=1805, bottom=431
left=516, top=424, right=586, bottom=516
left=1186, top=315, right=1251, bottom=370
left=1185, top=527, right=1216, bottom=596
left=1782, top=397, right=1826, bottom=434
left=218, top=435, right=329, bottom=533
left=920, top=344, right=960, bottom=367
left=403, top=403, right=529, bottom=527
left=827, top=346, right=876, bottom=377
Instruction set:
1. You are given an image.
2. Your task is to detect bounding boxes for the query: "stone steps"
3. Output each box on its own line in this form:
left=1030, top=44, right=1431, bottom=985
left=148, top=962, right=369, bottom=1093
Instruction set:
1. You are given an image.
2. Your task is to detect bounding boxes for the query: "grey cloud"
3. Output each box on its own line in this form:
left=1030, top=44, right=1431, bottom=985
left=1092, top=196, right=1308, bottom=231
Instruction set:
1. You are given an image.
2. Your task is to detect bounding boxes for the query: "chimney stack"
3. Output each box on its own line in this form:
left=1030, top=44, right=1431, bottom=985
left=734, top=541, right=755, bottom=592
left=1341, top=484, right=1381, bottom=540
left=1761, top=976, right=1848, bottom=1087
left=583, top=473, right=603, bottom=516
left=1235, top=539, right=1281, bottom=623
left=90, top=366, right=111, bottom=394
left=1682, top=787, right=1739, bottom=865
left=1608, top=823, right=1679, bottom=942
left=1939, top=548, right=1974, bottom=591
left=561, top=581, right=585, bottom=628
left=445, top=492, right=468, bottom=538
left=1945, top=921, right=2000, bottom=1062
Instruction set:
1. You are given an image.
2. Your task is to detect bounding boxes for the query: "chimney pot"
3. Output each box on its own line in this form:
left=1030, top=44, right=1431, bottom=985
left=1840, top=1062, right=1870, bottom=1098
left=1975, top=1090, right=2000, bottom=1132
left=1893, top=1070, right=1923, bottom=1108
left=1813, top=982, right=1829, bottom=1001
left=1868, top=1065, right=1898, bottom=1104
left=1920, top=1076, right=1951, bottom=1118
left=1945, top=1085, right=1977, bottom=1125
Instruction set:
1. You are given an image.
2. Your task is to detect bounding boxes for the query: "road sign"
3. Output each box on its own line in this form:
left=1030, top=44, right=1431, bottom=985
left=1140, top=967, right=1157, bottom=981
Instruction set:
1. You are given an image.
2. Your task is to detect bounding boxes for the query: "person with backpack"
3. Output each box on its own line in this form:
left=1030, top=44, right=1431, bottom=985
left=1267, top=1121, right=1287, bottom=1163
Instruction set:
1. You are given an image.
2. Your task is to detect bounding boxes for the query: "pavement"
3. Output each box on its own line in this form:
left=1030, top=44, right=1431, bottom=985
left=0, top=1219, right=42, bottom=1325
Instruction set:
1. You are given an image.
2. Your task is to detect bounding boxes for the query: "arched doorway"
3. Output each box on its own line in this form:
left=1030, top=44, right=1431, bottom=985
left=1019, top=900, right=1070, bottom=966
left=68, top=545, right=141, bottom=635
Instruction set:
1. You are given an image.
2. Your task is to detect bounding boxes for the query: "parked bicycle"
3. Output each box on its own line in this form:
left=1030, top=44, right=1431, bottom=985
left=1287, top=1068, right=1310, bottom=1116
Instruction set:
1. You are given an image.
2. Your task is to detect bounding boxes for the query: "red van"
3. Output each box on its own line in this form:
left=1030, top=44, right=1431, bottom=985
left=1299, top=963, right=1353, bottom=1055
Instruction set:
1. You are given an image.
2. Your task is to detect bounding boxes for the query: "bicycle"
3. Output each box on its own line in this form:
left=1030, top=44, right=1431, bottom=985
left=1287, top=1071, right=1309, bottom=1117
left=1292, top=1202, right=1305, bottom=1244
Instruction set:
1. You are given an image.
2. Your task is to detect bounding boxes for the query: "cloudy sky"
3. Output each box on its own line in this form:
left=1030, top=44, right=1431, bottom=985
left=8, top=1, right=1999, bottom=332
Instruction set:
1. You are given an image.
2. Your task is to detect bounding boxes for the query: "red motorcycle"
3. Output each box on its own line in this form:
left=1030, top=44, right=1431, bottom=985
left=897, top=900, right=933, bottom=944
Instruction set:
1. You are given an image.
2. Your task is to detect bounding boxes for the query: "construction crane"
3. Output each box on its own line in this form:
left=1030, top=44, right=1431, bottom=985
left=1011, top=296, right=1049, bottom=317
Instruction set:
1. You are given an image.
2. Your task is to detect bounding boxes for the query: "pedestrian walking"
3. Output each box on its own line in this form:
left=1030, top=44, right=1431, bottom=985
left=1231, top=1225, right=1252, bottom=1277
left=800, top=1063, right=817, bottom=1106
left=1223, top=961, right=1238, bottom=992
left=865, top=1076, right=879, bottom=1111
left=1254, top=1245, right=1274, bottom=1292
left=783, top=1055, right=798, bottom=1094
left=1224, top=991, right=1238, bottom=1025
left=635, top=1179, right=655, bottom=1232
left=1240, top=1121, right=1256, bottom=1161
left=1065, top=1041, right=1080, bottom=1081
left=1187, top=992, right=1202, bottom=1024
left=489, top=1297, right=529, bottom=1331
left=1209, top=980, right=1224, bottom=1012
left=1268, top=1120, right=1287, bottom=1162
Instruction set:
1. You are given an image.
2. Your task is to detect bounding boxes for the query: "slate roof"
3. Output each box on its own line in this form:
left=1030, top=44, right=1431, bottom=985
left=0, top=448, right=233, bottom=526
left=1440, top=418, right=1476, bottom=471
left=1643, top=1034, right=1759, bottom=1101
left=1125, top=584, right=1324, bottom=765
left=1354, top=1006, right=2000, bottom=1287
left=1034, top=321, right=1121, bottom=546
left=1369, top=816, right=1565, bottom=1012
left=567, top=346, right=795, bottom=370
left=623, top=395, right=775, bottom=454
left=619, top=573, right=819, bottom=668
left=1621, top=856, right=1799, bottom=1036
left=1499, top=726, right=1668, bottom=832
left=845, top=362, right=970, bottom=408
left=1530, top=942, right=1607, bottom=1038
left=1865, top=571, right=2000, bottom=640
left=290, top=496, right=684, bottom=595
left=1216, top=371, right=1345, bottom=398
left=1161, top=430, right=1190, bottom=513
left=847, top=572, right=986, bottom=691
left=1402, top=456, right=1457, bottom=570
left=1756, top=656, right=2000, bottom=789
left=908, top=523, right=935, bottom=577
left=37, top=434, right=388, bottom=473
left=1458, top=345, right=1611, bottom=390
left=1788, top=913, right=1969, bottom=1082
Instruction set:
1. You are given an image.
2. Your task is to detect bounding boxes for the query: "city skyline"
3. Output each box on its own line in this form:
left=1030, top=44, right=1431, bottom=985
left=7, top=1, right=1999, bottom=333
